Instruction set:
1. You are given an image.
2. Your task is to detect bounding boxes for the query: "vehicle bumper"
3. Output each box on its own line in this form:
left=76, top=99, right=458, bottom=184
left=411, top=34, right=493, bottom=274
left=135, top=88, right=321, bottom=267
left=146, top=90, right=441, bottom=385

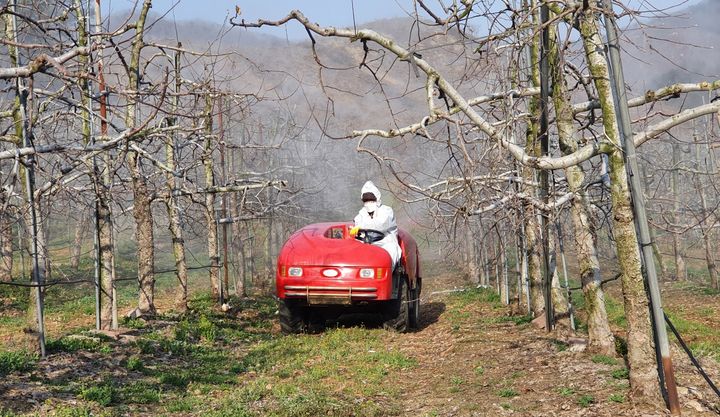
left=277, top=277, right=392, bottom=303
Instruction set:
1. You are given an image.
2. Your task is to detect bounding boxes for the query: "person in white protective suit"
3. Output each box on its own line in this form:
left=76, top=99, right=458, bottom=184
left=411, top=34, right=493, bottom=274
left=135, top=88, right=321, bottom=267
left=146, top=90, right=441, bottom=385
left=351, top=181, right=402, bottom=268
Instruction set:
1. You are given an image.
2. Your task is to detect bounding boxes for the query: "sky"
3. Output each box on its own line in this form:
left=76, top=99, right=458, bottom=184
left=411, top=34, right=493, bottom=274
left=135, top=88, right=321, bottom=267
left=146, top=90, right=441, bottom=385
left=106, top=0, right=705, bottom=39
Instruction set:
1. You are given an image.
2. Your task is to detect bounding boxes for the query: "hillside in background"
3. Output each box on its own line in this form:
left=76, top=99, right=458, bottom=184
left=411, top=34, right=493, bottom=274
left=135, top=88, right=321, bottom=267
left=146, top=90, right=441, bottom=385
left=3, top=2, right=720, bottom=416
left=623, top=0, right=720, bottom=95
left=119, top=11, right=497, bottom=225
left=124, top=0, right=720, bottom=223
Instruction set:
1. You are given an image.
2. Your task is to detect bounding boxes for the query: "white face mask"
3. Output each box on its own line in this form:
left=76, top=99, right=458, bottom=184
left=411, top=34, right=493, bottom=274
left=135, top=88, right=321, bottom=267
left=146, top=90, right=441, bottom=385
left=364, top=201, right=378, bottom=213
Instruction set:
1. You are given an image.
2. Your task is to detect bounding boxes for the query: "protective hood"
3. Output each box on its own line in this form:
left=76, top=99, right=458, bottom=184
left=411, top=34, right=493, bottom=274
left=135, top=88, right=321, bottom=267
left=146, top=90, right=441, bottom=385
left=360, top=181, right=382, bottom=206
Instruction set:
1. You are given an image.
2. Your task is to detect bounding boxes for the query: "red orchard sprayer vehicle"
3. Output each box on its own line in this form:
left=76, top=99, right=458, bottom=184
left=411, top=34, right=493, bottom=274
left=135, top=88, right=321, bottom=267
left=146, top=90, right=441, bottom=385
left=276, top=222, right=421, bottom=334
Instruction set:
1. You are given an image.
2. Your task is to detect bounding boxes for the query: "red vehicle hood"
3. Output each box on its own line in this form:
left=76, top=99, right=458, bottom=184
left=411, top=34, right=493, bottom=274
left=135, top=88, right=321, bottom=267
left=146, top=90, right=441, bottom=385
left=278, top=223, right=391, bottom=267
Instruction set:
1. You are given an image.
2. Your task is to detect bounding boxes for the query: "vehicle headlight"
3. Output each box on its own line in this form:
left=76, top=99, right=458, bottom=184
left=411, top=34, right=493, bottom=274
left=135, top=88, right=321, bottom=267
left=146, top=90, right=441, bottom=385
left=359, top=268, right=375, bottom=279
left=322, top=268, right=339, bottom=278
left=288, top=267, right=303, bottom=277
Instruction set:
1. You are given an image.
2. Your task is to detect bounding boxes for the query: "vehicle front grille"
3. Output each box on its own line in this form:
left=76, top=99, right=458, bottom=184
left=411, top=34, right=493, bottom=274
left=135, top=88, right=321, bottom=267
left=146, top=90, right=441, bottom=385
left=283, top=285, right=378, bottom=304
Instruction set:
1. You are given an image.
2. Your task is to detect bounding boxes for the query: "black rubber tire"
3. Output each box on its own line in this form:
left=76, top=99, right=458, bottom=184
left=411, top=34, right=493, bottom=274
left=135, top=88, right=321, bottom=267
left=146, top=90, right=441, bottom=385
left=383, top=278, right=409, bottom=333
left=279, top=299, right=306, bottom=334
left=307, top=311, right=326, bottom=334
left=408, top=283, right=420, bottom=330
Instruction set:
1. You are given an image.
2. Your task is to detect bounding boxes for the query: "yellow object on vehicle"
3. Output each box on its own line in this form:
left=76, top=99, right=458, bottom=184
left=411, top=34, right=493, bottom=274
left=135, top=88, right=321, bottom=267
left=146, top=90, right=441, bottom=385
left=349, top=226, right=360, bottom=236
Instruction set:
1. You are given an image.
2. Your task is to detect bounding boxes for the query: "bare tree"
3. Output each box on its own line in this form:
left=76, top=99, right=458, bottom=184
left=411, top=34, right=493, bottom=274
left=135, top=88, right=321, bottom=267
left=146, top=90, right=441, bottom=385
left=548, top=8, right=614, bottom=354
left=0, top=190, right=12, bottom=282
left=670, top=141, right=687, bottom=280
left=231, top=1, right=720, bottom=402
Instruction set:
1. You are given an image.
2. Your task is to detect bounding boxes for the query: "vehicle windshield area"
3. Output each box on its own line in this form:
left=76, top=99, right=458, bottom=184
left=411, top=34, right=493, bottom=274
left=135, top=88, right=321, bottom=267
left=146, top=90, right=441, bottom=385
left=323, top=226, right=346, bottom=239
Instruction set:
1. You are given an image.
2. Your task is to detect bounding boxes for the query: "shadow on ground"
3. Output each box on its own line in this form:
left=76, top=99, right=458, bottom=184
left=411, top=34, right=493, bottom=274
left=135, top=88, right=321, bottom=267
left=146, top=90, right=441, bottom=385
left=318, top=301, right=446, bottom=333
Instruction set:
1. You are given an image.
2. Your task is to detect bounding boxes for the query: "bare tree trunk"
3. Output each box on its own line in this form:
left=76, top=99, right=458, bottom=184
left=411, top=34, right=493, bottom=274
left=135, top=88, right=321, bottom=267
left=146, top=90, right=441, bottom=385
left=524, top=6, right=544, bottom=315
left=229, top=149, right=246, bottom=297
left=202, top=94, right=220, bottom=300
left=498, top=235, right=509, bottom=303
left=671, top=142, right=687, bottom=281
left=264, top=189, right=273, bottom=281
left=263, top=219, right=271, bottom=282
left=480, top=240, right=490, bottom=287
left=502, top=241, right=510, bottom=305
left=649, top=221, right=668, bottom=280
left=698, top=195, right=717, bottom=288
left=566, top=177, right=615, bottom=354
left=640, top=166, right=669, bottom=279
left=495, top=240, right=501, bottom=294
left=247, top=229, right=256, bottom=290
left=126, top=0, right=155, bottom=317
left=519, top=214, right=531, bottom=313
left=271, top=213, right=282, bottom=293
left=166, top=45, right=188, bottom=312
left=90, top=0, right=117, bottom=328
left=515, top=230, right=524, bottom=307
left=97, top=196, right=114, bottom=328
left=9, top=5, right=46, bottom=349
left=465, top=218, right=480, bottom=283
left=648, top=225, right=670, bottom=279
left=231, top=201, right=246, bottom=297
left=36, top=208, right=50, bottom=284
left=0, top=191, right=13, bottom=282
left=205, top=183, right=220, bottom=301
left=548, top=228, right=569, bottom=320
left=166, top=191, right=188, bottom=311
left=580, top=8, right=661, bottom=400
left=71, top=0, right=91, bottom=275
left=524, top=171, right=543, bottom=314
left=128, top=154, right=155, bottom=315
left=218, top=96, right=230, bottom=301
left=693, top=132, right=718, bottom=288
left=70, top=210, right=88, bottom=270
left=549, top=13, right=614, bottom=354
left=461, top=222, right=469, bottom=268
left=20, top=206, right=46, bottom=348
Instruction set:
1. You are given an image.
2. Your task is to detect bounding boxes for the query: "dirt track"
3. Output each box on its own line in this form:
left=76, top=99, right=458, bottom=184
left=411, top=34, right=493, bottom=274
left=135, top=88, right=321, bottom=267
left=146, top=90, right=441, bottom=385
left=2, top=269, right=719, bottom=416
left=381, top=272, right=720, bottom=417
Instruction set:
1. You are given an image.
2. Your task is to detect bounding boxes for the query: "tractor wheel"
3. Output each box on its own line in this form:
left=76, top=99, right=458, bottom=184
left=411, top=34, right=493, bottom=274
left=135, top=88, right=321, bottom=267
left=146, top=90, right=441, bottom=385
left=279, top=299, right=306, bottom=334
left=307, top=311, right=326, bottom=334
left=383, top=278, right=409, bottom=333
left=408, top=281, right=421, bottom=330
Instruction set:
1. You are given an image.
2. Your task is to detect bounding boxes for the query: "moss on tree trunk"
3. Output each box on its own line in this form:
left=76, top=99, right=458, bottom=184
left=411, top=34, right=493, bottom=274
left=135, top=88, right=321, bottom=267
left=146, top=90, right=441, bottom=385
left=549, top=11, right=615, bottom=354
left=126, top=0, right=156, bottom=317
left=580, top=8, right=662, bottom=401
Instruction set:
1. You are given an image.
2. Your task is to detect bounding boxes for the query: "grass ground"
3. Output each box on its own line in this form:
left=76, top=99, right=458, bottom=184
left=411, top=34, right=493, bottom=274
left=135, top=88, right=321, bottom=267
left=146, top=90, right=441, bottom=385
left=0, top=289, right=416, bottom=416
left=1, top=265, right=719, bottom=416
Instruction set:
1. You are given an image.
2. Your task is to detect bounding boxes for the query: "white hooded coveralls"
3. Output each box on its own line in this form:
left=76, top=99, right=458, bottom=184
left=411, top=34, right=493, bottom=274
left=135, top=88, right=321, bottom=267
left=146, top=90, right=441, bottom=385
left=353, top=181, right=402, bottom=268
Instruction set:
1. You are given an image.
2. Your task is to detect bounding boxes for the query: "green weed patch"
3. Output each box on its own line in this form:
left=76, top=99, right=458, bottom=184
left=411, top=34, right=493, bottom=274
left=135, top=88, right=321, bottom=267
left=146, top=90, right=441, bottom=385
left=78, top=383, right=114, bottom=406
left=0, top=350, right=37, bottom=375
left=578, top=394, right=595, bottom=407
left=497, top=388, right=519, bottom=398
left=225, top=327, right=414, bottom=415
left=666, top=311, right=720, bottom=360
left=591, top=355, right=618, bottom=366
left=46, top=335, right=109, bottom=354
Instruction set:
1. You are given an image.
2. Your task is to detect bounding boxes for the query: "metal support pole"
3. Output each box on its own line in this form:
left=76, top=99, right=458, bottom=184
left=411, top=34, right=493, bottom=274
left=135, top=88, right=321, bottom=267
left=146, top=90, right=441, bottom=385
left=10, top=0, right=45, bottom=357
left=520, top=220, right=531, bottom=315
left=495, top=238, right=501, bottom=295
left=503, top=240, right=510, bottom=305
left=601, top=1, right=680, bottom=414
left=515, top=232, right=522, bottom=306
left=21, top=89, right=46, bottom=358
left=539, top=0, right=553, bottom=331
left=93, top=200, right=101, bottom=330
left=217, top=220, right=224, bottom=306
left=556, top=222, right=575, bottom=330
left=218, top=95, right=230, bottom=303
left=86, top=0, right=102, bottom=331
